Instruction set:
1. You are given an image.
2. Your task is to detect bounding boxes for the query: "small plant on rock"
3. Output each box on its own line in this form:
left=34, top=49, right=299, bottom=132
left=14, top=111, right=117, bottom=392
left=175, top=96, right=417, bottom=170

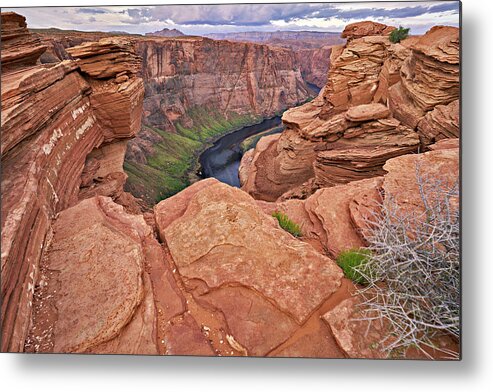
left=336, top=248, right=372, bottom=285
left=389, top=26, right=410, bottom=43
left=272, top=211, right=302, bottom=237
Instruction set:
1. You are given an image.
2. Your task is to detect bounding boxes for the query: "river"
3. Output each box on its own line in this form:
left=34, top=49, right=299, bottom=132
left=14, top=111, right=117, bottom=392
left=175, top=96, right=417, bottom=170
left=198, top=84, right=321, bottom=187
left=198, top=116, right=283, bottom=187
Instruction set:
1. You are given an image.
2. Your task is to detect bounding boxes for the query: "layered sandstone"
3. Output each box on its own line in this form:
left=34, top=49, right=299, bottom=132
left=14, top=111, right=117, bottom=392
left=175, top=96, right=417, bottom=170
left=1, top=14, right=145, bottom=352
left=0, top=13, right=47, bottom=71
left=240, top=23, right=459, bottom=201
left=296, top=46, right=332, bottom=88
left=389, top=26, right=460, bottom=142
left=136, top=36, right=312, bottom=131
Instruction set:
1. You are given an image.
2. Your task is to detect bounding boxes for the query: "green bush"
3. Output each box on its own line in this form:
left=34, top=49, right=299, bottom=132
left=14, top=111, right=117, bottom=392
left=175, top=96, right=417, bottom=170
left=389, top=26, right=410, bottom=43
left=336, top=248, right=372, bottom=285
left=272, top=211, right=302, bottom=237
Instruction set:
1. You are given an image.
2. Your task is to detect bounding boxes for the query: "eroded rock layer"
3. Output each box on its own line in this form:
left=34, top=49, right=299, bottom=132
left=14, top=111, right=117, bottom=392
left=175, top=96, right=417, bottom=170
left=240, top=22, right=459, bottom=201
left=137, top=36, right=311, bottom=131
left=1, top=15, right=145, bottom=352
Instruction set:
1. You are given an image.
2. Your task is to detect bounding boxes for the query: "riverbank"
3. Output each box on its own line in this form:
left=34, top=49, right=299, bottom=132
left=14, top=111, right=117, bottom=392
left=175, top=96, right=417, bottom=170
left=124, top=108, right=262, bottom=205
left=198, top=116, right=283, bottom=187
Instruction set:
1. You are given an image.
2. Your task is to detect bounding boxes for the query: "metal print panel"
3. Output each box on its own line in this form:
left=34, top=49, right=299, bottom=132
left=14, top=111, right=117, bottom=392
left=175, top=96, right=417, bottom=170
left=0, top=1, right=461, bottom=359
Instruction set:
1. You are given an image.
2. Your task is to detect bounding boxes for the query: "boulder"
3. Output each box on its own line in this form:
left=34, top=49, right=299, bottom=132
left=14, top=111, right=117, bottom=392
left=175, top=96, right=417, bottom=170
left=345, top=103, right=390, bottom=122
left=157, top=182, right=343, bottom=326
left=26, top=197, right=158, bottom=354
left=341, top=21, right=396, bottom=40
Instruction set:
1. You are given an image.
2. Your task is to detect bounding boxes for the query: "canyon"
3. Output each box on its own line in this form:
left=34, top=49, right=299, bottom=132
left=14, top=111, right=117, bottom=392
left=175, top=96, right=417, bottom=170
left=32, top=28, right=331, bottom=204
left=240, top=21, right=459, bottom=202
left=1, top=12, right=459, bottom=359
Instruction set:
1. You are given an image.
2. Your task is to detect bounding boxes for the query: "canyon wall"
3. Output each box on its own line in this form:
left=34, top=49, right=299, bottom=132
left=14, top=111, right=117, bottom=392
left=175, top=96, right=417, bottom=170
left=240, top=22, right=460, bottom=201
left=1, top=13, right=145, bottom=352
left=31, top=29, right=336, bottom=204
left=127, top=37, right=316, bottom=203
left=137, top=36, right=311, bottom=132
left=205, top=31, right=345, bottom=89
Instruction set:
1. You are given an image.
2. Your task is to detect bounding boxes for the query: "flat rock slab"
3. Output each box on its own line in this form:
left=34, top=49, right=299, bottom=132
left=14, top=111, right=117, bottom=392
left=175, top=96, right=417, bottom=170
left=34, top=196, right=156, bottom=353
left=345, top=103, right=390, bottom=122
left=157, top=181, right=343, bottom=325
left=200, top=286, right=298, bottom=356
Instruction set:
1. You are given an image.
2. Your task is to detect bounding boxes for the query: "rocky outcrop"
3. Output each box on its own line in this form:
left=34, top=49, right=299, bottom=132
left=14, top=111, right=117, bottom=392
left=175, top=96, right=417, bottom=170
left=340, top=21, right=395, bottom=40
left=1, top=14, right=145, bottom=352
left=0, top=13, right=47, bottom=71
left=241, top=97, right=419, bottom=200
left=417, top=99, right=460, bottom=145
left=66, top=38, right=141, bottom=79
left=389, top=26, right=460, bottom=142
left=256, top=141, right=458, bottom=257
left=240, top=23, right=459, bottom=201
left=154, top=179, right=345, bottom=356
left=151, top=145, right=458, bottom=358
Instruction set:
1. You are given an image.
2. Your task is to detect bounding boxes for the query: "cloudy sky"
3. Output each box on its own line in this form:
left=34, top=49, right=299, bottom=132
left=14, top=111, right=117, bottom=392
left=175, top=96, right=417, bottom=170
left=5, top=1, right=460, bottom=35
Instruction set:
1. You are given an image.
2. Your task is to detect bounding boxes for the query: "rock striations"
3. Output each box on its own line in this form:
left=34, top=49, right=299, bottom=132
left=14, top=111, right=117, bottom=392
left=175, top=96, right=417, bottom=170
left=1, top=14, right=459, bottom=359
left=240, top=22, right=459, bottom=202
left=137, top=36, right=311, bottom=131
left=1, top=14, right=145, bottom=352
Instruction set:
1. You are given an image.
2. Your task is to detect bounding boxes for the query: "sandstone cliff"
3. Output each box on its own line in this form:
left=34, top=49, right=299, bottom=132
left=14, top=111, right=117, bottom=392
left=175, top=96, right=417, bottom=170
left=126, top=36, right=315, bottom=203
left=240, top=22, right=460, bottom=202
left=136, top=36, right=311, bottom=131
left=1, top=13, right=145, bottom=352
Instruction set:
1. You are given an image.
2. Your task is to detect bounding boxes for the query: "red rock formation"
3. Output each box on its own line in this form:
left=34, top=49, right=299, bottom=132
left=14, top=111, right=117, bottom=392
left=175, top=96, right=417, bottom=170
left=296, top=46, right=332, bottom=88
left=240, top=23, right=459, bottom=201
left=1, top=13, right=145, bottom=352
left=151, top=145, right=458, bottom=358
left=389, top=26, right=460, bottom=142
left=137, top=36, right=312, bottom=131
left=153, top=179, right=345, bottom=356
left=341, top=21, right=396, bottom=40
left=0, top=13, right=47, bottom=71
left=66, top=38, right=141, bottom=78
left=25, top=197, right=159, bottom=354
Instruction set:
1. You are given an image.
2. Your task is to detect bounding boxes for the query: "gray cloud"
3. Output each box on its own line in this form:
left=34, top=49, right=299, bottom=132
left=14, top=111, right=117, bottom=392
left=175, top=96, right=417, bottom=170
left=123, top=2, right=459, bottom=26
left=77, top=8, right=110, bottom=15
left=4, top=2, right=460, bottom=35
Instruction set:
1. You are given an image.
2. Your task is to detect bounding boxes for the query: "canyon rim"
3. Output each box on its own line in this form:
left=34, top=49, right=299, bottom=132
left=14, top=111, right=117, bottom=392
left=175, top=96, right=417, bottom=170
left=1, top=2, right=461, bottom=359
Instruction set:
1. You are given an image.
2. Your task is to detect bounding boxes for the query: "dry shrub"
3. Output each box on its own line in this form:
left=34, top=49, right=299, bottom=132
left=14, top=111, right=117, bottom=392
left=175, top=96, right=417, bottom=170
left=354, top=164, right=460, bottom=358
